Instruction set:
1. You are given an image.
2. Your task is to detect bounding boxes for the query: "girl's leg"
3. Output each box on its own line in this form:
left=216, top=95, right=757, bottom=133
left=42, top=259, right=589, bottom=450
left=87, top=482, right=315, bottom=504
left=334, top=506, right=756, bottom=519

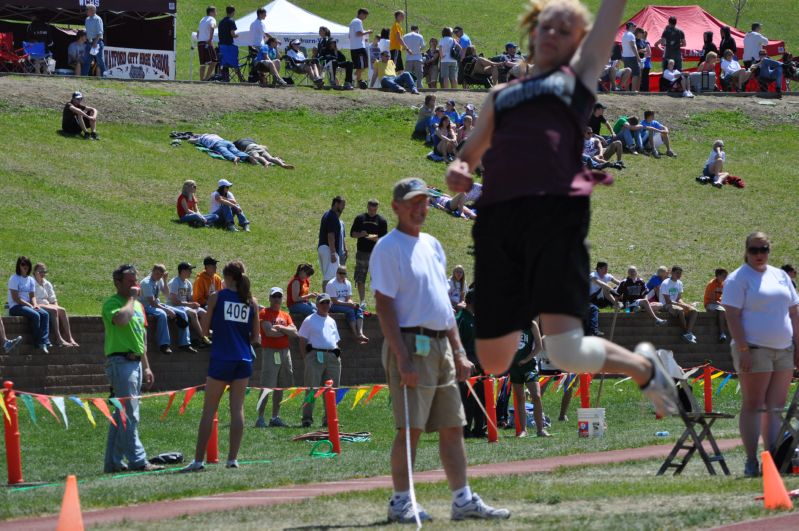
left=511, top=383, right=527, bottom=436
left=193, top=377, right=228, bottom=462
left=527, top=381, right=550, bottom=436
left=738, top=372, right=770, bottom=460
left=227, top=377, right=249, bottom=462
left=560, top=379, right=573, bottom=421
left=57, top=307, right=78, bottom=346
left=43, top=306, right=66, bottom=345
left=762, top=369, right=794, bottom=451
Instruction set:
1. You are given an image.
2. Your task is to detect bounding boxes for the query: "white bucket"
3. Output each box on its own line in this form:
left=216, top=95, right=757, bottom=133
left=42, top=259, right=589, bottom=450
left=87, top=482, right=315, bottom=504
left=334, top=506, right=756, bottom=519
left=577, top=408, right=605, bottom=438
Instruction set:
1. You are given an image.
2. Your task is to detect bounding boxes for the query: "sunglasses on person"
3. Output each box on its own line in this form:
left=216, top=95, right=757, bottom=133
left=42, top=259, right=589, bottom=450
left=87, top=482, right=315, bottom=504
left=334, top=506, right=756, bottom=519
left=270, top=293, right=283, bottom=298
left=337, top=271, right=347, bottom=276
left=747, top=245, right=770, bottom=255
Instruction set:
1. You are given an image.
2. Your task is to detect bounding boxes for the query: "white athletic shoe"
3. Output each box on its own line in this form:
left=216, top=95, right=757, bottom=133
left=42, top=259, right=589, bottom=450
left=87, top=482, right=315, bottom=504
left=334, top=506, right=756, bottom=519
left=451, top=493, right=510, bottom=521
left=3, top=336, right=22, bottom=353
left=180, top=460, right=205, bottom=473
left=387, top=497, right=432, bottom=524
left=636, top=342, right=679, bottom=417
left=226, top=459, right=239, bottom=469
left=682, top=332, right=697, bottom=344
left=655, top=318, right=668, bottom=327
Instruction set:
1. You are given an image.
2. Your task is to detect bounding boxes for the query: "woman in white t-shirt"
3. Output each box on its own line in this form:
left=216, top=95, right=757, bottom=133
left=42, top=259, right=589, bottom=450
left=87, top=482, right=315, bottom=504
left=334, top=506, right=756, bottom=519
left=699, top=139, right=729, bottom=187
left=8, top=256, right=50, bottom=352
left=32, top=263, right=78, bottom=347
left=720, top=49, right=752, bottom=91
left=722, top=232, right=799, bottom=477
left=662, top=59, right=692, bottom=97
left=448, top=265, right=467, bottom=309
left=438, top=27, right=459, bottom=89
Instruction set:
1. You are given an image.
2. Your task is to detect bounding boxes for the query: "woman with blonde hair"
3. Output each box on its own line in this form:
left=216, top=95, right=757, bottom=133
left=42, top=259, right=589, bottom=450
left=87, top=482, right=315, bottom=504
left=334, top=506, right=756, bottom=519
left=177, top=180, right=218, bottom=227
left=32, top=263, right=78, bottom=347
left=445, top=0, right=678, bottom=416
left=722, top=232, right=799, bottom=477
left=448, top=265, right=467, bottom=309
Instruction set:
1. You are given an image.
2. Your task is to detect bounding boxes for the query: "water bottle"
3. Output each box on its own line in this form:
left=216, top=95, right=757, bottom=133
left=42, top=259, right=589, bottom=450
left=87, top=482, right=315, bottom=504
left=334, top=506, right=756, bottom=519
left=655, top=431, right=669, bottom=437
left=792, top=449, right=799, bottom=475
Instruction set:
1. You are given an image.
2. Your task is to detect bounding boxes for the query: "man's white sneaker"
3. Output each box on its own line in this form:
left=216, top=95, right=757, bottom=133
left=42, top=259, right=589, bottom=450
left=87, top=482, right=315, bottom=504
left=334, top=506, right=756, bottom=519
left=636, top=342, right=679, bottom=417
left=180, top=460, right=205, bottom=473
left=226, top=460, right=239, bottom=468
left=451, top=493, right=510, bottom=521
left=682, top=332, right=697, bottom=344
left=387, top=497, right=432, bottom=524
left=655, top=318, right=668, bottom=327
left=3, top=336, right=22, bottom=353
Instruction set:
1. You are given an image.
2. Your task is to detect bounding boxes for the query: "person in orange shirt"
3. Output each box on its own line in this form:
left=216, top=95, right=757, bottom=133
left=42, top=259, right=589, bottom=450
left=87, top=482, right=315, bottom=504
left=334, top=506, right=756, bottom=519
left=287, top=263, right=318, bottom=317
left=389, top=10, right=408, bottom=73
left=256, top=287, right=298, bottom=428
left=193, top=256, right=223, bottom=308
left=703, top=268, right=729, bottom=343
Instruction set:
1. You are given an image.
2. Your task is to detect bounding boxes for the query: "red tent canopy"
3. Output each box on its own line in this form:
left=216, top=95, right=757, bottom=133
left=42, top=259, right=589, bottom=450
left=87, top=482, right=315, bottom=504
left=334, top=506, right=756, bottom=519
left=615, top=5, right=786, bottom=61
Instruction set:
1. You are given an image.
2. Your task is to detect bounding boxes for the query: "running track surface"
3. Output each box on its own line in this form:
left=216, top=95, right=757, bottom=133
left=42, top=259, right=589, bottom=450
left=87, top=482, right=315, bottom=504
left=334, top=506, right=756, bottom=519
left=1, top=439, right=745, bottom=530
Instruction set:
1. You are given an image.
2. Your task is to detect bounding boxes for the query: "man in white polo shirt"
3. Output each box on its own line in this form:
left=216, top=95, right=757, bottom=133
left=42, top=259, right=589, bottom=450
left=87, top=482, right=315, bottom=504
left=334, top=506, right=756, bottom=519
left=298, top=293, right=341, bottom=428
left=371, top=177, right=510, bottom=524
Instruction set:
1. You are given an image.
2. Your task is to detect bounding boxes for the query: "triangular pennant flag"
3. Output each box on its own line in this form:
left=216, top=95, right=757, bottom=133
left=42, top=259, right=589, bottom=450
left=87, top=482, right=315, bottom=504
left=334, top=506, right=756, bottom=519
left=335, top=388, right=349, bottom=405
left=711, top=370, right=725, bottom=380
left=682, top=367, right=700, bottom=379
left=539, top=376, right=551, bottom=388
left=0, top=394, right=10, bottom=423
left=51, top=396, right=69, bottom=429
left=364, top=385, right=383, bottom=405
left=34, top=394, right=60, bottom=423
left=303, top=391, right=316, bottom=404
left=281, top=388, right=303, bottom=404
left=555, top=374, right=567, bottom=393
left=91, top=398, right=117, bottom=427
left=566, top=374, right=578, bottom=391
left=160, top=392, right=177, bottom=421
left=109, top=398, right=127, bottom=429
left=614, top=376, right=633, bottom=386
left=19, top=393, right=37, bottom=424
left=255, top=389, right=272, bottom=413
left=715, top=373, right=733, bottom=396
left=351, top=388, right=368, bottom=409
left=313, top=387, right=327, bottom=399
left=179, top=388, right=197, bottom=415
left=69, top=397, right=96, bottom=428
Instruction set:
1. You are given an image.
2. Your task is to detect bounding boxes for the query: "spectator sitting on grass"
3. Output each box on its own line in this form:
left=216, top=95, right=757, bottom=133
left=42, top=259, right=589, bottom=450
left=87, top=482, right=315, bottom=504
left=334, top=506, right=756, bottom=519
left=588, top=103, right=615, bottom=139
left=640, top=110, right=676, bottom=159
left=325, top=266, right=368, bottom=343
left=447, top=181, right=482, bottom=215
left=287, top=263, right=319, bottom=317
left=168, top=262, right=211, bottom=348
left=751, top=49, right=784, bottom=94
left=187, top=134, right=250, bottom=164
left=210, top=179, right=250, bottom=232
left=61, top=91, right=98, bottom=140
left=782, top=264, right=797, bottom=288
left=704, top=268, right=729, bottom=343
left=434, top=115, right=458, bottom=162
left=232, top=138, right=294, bottom=169
left=444, top=99, right=462, bottom=126
left=177, top=180, right=219, bottom=227
left=448, top=265, right=467, bottom=310
left=193, top=256, right=223, bottom=309
left=370, top=50, right=419, bottom=94
left=612, top=115, right=644, bottom=154
left=659, top=266, right=698, bottom=344
left=457, top=115, right=475, bottom=148
left=139, top=264, right=195, bottom=355
left=662, top=59, right=694, bottom=98
left=426, top=106, right=445, bottom=146
left=32, top=262, right=78, bottom=347
left=460, top=103, right=478, bottom=125
left=8, top=256, right=50, bottom=353
left=697, top=139, right=728, bottom=188
left=589, top=262, right=621, bottom=309
left=413, top=94, right=437, bottom=140
left=616, top=266, right=647, bottom=310
left=583, top=127, right=624, bottom=170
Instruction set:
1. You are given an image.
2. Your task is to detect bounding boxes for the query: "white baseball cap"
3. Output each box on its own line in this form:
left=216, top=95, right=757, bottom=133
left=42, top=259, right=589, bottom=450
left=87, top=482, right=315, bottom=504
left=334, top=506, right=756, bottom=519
left=269, top=287, right=284, bottom=297
left=218, top=178, right=233, bottom=187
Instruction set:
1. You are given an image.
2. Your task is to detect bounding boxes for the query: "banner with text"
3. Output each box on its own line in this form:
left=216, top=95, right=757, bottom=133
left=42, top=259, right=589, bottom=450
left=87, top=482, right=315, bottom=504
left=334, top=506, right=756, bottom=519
left=103, top=46, right=175, bottom=80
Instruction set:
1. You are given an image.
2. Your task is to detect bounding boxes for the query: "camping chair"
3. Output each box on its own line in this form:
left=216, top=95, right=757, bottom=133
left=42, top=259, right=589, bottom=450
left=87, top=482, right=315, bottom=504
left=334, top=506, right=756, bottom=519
left=0, top=33, right=27, bottom=73
left=283, top=47, right=315, bottom=86
left=460, top=57, right=493, bottom=89
left=218, top=44, right=244, bottom=82
left=657, top=355, right=733, bottom=476
left=769, top=384, right=799, bottom=473
left=22, top=41, right=50, bottom=74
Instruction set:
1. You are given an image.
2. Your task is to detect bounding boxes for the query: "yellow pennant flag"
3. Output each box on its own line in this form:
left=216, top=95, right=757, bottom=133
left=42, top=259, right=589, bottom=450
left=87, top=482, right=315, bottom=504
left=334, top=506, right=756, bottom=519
left=711, top=371, right=725, bottom=380
left=0, top=396, right=10, bottom=422
left=81, top=401, right=97, bottom=428
left=351, top=388, right=368, bottom=409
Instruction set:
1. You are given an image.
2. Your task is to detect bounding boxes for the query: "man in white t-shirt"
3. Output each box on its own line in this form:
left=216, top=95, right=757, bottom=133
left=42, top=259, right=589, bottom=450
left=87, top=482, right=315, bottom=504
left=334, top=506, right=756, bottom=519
left=197, top=6, right=217, bottom=81
left=589, top=261, right=621, bottom=309
left=371, top=177, right=509, bottom=523
left=167, top=262, right=210, bottom=348
left=248, top=8, right=273, bottom=51
left=743, top=23, right=769, bottom=68
left=325, top=266, right=368, bottom=343
left=139, top=264, right=194, bottom=354
left=403, top=25, right=425, bottom=85
left=658, top=266, right=698, bottom=343
left=620, top=21, right=640, bottom=92
left=348, top=8, right=373, bottom=89
left=298, top=293, right=341, bottom=427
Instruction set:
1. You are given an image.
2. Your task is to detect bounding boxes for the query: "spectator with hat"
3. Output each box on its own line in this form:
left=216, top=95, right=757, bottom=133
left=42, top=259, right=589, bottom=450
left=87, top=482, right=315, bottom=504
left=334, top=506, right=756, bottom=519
left=168, top=262, right=211, bottom=347
left=139, top=264, right=196, bottom=355
left=287, top=38, right=324, bottom=87
left=444, top=99, right=462, bottom=126
left=499, top=42, right=521, bottom=79
left=210, top=179, right=250, bottom=232
left=298, top=293, right=342, bottom=428
left=61, top=91, right=99, bottom=140
left=256, top=286, right=298, bottom=428
left=194, top=256, right=224, bottom=308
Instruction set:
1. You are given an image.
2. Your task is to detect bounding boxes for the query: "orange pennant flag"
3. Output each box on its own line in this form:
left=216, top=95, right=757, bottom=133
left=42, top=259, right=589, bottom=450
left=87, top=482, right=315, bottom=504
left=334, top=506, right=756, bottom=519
left=91, top=398, right=117, bottom=428
left=363, top=385, right=383, bottom=405
left=539, top=376, right=551, bottom=388
left=314, top=387, right=327, bottom=399
left=179, top=388, right=197, bottom=415
left=35, top=394, right=61, bottom=424
left=160, top=392, right=177, bottom=421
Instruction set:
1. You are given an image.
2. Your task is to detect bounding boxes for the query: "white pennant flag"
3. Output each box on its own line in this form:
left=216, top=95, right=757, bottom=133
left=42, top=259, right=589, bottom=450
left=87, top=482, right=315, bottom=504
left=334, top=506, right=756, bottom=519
left=51, top=396, right=69, bottom=429
left=255, top=388, right=272, bottom=413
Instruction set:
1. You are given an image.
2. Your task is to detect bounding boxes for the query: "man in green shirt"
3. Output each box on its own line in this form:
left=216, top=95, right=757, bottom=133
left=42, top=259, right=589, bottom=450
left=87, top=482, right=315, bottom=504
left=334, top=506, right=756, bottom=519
left=456, top=290, right=485, bottom=438
left=102, top=264, right=162, bottom=473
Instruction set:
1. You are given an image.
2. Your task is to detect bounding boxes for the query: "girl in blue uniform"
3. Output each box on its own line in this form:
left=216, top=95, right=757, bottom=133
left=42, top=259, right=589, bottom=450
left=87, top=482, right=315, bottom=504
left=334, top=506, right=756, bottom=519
left=183, top=261, right=259, bottom=471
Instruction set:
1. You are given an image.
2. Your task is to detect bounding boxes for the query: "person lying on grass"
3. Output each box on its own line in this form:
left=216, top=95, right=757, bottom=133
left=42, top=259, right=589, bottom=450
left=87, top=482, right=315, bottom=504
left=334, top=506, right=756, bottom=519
left=187, top=134, right=250, bottom=165
left=232, top=138, right=294, bottom=169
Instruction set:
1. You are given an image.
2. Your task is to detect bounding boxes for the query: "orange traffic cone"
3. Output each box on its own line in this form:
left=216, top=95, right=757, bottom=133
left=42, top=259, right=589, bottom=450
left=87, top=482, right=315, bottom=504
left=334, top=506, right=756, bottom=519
left=761, top=451, right=793, bottom=510
left=56, top=475, right=84, bottom=531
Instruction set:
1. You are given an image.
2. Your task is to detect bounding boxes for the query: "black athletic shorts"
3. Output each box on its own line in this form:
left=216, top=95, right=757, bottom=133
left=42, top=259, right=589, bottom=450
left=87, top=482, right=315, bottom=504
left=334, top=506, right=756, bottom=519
left=351, top=48, right=368, bottom=70
left=509, top=356, right=538, bottom=385
left=390, top=49, right=404, bottom=71
left=473, top=195, right=591, bottom=339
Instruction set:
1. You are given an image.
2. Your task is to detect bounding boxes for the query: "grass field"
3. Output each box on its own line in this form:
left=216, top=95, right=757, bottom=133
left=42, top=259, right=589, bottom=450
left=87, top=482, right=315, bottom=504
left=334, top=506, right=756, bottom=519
left=175, top=0, right=799, bottom=80
left=0, top=379, right=766, bottom=521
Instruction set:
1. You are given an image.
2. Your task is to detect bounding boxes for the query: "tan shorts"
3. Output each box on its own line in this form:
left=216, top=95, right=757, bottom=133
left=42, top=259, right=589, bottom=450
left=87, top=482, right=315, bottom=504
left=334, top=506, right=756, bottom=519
left=303, top=350, right=341, bottom=388
left=382, top=333, right=465, bottom=433
left=260, top=347, right=294, bottom=388
left=665, top=304, right=687, bottom=317
left=706, top=303, right=725, bottom=312
left=730, top=342, right=794, bottom=373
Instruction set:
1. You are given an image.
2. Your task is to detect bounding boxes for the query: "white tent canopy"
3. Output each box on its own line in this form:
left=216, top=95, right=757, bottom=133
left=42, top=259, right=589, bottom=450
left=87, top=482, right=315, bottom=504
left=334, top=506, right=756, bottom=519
left=191, top=0, right=353, bottom=49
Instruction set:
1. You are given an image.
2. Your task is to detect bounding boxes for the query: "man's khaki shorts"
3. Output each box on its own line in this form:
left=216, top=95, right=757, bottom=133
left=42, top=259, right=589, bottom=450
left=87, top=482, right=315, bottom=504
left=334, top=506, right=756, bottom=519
left=260, top=347, right=294, bottom=388
left=730, top=342, right=795, bottom=373
left=382, top=333, right=466, bottom=433
left=303, top=350, right=341, bottom=388
left=664, top=303, right=687, bottom=317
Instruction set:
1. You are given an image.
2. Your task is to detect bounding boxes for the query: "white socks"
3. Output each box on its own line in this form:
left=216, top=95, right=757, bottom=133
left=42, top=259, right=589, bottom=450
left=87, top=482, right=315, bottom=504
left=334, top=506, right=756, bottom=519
left=392, top=490, right=411, bottom=502
left=452, top=485, right=472, bottom=503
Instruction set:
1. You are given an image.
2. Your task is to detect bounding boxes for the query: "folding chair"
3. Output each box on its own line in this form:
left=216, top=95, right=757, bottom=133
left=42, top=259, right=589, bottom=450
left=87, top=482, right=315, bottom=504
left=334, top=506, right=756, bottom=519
left=283, top=47, right=316, bottom=87
left=657, top=373, right=733, bottom=476
left=22, top=41, right=49, bottom=74
left=0, top=33, right=27, bottom=73
left=218, top=44, right=244, bottom=82
left=770, top=384, right=799, bottom=473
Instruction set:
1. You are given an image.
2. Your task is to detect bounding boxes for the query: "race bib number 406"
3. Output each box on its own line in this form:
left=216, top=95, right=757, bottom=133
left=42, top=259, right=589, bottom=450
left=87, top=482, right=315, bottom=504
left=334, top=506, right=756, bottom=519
left=224, top=301, right=250, bottom=323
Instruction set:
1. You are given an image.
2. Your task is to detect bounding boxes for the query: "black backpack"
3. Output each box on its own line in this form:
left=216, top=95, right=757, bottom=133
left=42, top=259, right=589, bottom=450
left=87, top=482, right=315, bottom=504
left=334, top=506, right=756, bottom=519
left=450, top=41, right=462, bottom=60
